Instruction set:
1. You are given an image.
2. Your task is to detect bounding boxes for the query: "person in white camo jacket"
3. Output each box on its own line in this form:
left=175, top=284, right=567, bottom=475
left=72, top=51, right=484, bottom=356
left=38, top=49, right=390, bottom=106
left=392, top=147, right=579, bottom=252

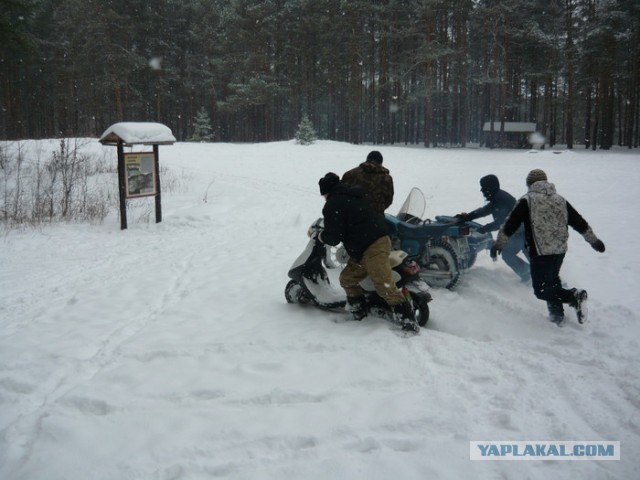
left=491, top=169, right=606, bottom=327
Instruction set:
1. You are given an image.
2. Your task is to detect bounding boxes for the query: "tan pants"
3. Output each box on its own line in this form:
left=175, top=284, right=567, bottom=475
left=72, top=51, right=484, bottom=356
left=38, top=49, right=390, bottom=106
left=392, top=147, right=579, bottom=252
left=339, top=236, right=406, bottom=306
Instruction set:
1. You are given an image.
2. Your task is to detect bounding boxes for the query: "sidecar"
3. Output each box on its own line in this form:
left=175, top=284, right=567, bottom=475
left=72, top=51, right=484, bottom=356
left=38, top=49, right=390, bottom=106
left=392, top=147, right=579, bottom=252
left=434, top=215, right=494, bottom=268
left=385, top=188, right=472, bottom=290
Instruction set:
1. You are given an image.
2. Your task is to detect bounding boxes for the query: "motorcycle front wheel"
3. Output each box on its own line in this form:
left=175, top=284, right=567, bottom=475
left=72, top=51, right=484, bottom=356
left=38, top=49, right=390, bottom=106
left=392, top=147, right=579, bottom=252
left=285, top=280, right=312, bottom=304
left=419, top=240, right=462, bottom=290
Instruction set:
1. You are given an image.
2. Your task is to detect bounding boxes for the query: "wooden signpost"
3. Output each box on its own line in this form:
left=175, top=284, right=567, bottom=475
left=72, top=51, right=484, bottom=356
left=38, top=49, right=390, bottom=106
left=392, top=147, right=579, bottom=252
left=99, top=122, right=176, bottom=230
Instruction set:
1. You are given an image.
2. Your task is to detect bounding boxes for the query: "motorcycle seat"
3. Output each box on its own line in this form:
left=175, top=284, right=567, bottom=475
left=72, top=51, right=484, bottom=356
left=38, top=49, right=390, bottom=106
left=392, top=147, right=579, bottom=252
left=385, top=214, right=451, bottom=240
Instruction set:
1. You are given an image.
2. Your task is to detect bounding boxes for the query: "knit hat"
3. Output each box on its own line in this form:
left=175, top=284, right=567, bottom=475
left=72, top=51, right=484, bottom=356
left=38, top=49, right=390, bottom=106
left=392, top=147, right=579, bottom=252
left=319, top=172, right=340, bottom=195
left=526, top=169, right=548, bottom=186
left=366, top=151, right=383, bottom=164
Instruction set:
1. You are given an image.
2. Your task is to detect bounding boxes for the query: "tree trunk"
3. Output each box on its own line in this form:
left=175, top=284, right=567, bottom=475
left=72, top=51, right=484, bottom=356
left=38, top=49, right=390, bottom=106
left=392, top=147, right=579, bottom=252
left=564, top=0, right=575, bottom=149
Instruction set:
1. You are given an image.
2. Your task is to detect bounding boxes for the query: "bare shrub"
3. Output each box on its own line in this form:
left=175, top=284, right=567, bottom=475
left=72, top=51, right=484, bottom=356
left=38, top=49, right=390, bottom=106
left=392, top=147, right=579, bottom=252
left=1, top=139, right=115, bottom=227
left=1, top=138, right=187, bottom=229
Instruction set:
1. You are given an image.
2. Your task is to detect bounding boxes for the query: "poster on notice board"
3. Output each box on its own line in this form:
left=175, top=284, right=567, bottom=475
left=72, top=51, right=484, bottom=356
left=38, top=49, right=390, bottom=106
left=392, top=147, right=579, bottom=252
left=124, top=152, right=156, bottom=198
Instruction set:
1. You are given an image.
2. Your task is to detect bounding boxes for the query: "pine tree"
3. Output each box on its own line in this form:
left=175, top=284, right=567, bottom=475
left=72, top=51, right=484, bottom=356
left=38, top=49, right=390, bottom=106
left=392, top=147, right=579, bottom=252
left=188, top=107, right=214, bottom=142
left=294, top=115, right=317, bottom=145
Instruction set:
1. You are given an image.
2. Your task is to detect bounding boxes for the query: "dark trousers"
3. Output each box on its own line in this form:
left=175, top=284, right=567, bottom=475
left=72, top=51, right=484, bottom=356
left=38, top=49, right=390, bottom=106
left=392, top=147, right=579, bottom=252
left=530, top=253, right=575, bottom=317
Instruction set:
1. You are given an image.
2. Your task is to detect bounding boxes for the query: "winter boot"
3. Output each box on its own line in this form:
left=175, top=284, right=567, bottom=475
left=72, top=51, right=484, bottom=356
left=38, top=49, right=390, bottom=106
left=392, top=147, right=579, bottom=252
left=346, top=296, right=367, bottom=321
left=570, top=288, right=588, bottom=324
left=393, top=301, right=419, bottom=333
left=549, top=314, right=566, bottom=327
left=547, top=301, right=565, bottom=327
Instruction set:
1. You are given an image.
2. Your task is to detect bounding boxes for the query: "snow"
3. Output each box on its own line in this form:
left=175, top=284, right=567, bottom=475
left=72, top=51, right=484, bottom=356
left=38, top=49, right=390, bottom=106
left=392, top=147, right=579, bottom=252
left=1, top=139, right=639, bottom=480
left=99, top=122, right=176, bottom=146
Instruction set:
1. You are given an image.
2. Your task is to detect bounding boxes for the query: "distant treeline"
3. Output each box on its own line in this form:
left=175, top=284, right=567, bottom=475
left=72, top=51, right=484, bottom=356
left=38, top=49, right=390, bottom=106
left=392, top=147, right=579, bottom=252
left=1, top=0, right=638, bottom=148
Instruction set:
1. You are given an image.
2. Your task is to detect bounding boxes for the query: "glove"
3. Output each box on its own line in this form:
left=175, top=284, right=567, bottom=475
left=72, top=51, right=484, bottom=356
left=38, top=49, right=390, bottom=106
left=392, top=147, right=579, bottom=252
left=591, top=239, right=605, bottom=253
left=490, top=244, right=501, bottom=261
left=455, top=213, right=470, bottom=222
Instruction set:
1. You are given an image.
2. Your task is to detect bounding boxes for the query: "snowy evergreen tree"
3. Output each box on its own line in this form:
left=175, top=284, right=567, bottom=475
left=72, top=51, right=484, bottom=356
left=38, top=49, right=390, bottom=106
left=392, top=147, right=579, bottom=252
left=188, top=107, right=214, bottom=142
left=294, top=116, right=317, bottom=145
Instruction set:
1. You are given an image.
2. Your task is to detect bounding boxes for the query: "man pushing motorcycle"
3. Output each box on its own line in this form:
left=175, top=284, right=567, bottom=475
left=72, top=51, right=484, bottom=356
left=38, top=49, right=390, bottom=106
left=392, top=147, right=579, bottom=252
left=315, top=172, right=419, bottom=333
left=456, top=174, right=531, bottom=283
left=341, top=150, right=394, bottom=217
left=491, top=169, right=606, bottom=327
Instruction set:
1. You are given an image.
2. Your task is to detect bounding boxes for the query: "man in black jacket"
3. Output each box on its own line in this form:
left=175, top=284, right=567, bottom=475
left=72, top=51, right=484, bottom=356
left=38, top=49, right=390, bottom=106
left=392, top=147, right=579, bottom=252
left=491, top=169, right=606, bottom=327
left=456, top=174, right=530, bottom=283
left=317, top=172, right=418, bottom=332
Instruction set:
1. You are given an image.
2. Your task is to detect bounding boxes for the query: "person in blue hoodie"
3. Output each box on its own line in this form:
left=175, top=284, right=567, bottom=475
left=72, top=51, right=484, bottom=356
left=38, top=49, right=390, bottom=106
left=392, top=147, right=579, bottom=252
left=456, top=174, right=530, bottom=283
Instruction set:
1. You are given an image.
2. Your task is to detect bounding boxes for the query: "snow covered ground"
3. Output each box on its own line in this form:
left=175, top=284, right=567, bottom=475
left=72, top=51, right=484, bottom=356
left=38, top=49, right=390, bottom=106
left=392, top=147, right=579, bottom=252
left=1, top=139, right=638, bottom=480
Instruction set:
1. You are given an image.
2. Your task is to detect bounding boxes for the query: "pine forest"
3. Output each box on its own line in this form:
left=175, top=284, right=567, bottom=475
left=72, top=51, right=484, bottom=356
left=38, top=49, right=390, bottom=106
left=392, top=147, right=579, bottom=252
left=1, top=0, right=639, bottom=149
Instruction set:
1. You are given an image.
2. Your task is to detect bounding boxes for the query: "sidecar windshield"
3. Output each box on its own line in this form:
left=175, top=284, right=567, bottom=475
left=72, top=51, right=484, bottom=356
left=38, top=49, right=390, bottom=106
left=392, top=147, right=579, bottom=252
left=396, top=187, right=426, bottom=223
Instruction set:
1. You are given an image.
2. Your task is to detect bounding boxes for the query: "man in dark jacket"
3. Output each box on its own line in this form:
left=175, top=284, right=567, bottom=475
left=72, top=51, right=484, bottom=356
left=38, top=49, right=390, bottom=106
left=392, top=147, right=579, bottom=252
left=341, top=150, right=394, bottom=215
left=456, top=174, right=530, bottom=283
left=491, top=169, right=606, bottom=327
left=317, top=172, right=418, bottom=332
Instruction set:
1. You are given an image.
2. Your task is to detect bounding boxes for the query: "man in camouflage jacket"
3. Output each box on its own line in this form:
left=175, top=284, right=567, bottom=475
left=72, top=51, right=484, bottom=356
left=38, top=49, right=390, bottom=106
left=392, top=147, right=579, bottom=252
left=341, top=151, right=394, bottom=215
left=491, top=169, right=606, bottom=327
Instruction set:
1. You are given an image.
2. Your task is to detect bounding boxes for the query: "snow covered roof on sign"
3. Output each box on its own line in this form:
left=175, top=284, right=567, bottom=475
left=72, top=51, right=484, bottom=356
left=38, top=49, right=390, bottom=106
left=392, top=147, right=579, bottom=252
left=483, top=122, right=537, bottom=132
left=99, top=122, right=176, bottom=146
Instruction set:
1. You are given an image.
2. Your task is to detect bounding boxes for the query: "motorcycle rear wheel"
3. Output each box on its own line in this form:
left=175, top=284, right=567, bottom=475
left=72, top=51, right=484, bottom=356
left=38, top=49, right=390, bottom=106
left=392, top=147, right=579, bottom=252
left=411, top=293, right=430, bottom=326
left=419, top=240, right=462, bottom=290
